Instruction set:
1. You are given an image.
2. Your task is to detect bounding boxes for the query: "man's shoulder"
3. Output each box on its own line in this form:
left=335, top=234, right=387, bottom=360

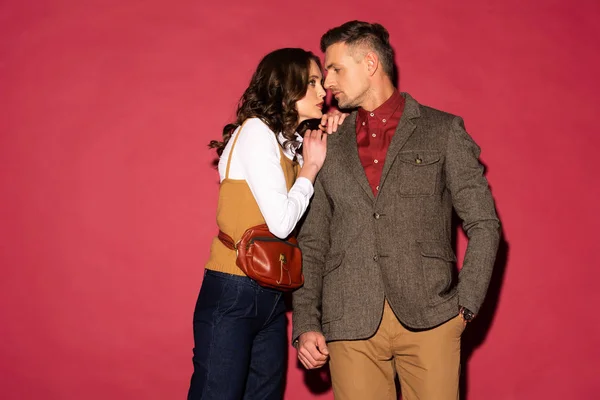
left=326, top=110, right=357, bottom=144
left=420, top=104, right=458, bottom=121
left=404, top=92, right=460, bottom=124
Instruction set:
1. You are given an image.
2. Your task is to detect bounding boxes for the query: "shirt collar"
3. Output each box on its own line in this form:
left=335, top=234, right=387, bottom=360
left=357, top=89, right=403, bottom=123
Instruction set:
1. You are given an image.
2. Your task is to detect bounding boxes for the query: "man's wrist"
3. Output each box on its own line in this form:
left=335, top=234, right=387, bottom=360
left=460, top=306, right=476, bottom=322
left=292, top=325, right=323, bottom=346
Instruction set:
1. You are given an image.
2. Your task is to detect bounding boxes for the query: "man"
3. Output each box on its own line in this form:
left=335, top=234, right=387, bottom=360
left=292, top=21, right=500, bottom=400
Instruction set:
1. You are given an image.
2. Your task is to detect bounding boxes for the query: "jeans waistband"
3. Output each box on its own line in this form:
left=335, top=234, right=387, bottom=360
left=204, top=269, right=282, bottom=293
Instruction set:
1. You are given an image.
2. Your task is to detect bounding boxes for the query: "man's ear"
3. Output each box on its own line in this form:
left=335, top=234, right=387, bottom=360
left=365, top=52, right=379, bottom=76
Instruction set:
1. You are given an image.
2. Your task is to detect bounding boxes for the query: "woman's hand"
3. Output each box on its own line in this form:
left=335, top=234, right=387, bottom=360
left=319, top=109, right=349, bottom=134
left=298, top=129, right=327, bottom=183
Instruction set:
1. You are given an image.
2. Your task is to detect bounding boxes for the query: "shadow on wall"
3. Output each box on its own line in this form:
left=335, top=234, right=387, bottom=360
left=459, top=174, right=509, bottom=400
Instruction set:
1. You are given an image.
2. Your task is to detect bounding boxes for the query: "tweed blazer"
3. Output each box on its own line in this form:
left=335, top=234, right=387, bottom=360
left=292, top=93, right=500, bottom=342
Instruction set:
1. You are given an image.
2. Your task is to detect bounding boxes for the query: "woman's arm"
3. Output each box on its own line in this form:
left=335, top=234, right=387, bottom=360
left=235, top=119, right=320, bottom=239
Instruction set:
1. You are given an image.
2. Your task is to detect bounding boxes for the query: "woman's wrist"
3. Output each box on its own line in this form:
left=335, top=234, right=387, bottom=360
left=298, top=163, right=320, bottom=183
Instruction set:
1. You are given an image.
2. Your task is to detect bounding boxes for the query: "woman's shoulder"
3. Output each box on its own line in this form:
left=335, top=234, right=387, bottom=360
left=240, top=117, right=274, bottom=134
left=237, top=118, right=278, bottom=146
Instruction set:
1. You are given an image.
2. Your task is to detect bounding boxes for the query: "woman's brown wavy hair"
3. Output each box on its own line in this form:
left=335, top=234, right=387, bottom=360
left=209, top=48, right=322, bottom=156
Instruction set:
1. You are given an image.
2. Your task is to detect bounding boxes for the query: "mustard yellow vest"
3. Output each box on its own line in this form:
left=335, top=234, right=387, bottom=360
left=205, top=123, right=299, bottom=276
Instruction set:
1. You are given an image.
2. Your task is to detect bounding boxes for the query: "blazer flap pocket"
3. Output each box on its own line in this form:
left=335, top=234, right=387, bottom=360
left=417, top=241, right=457, bottom=262
left=398, top=151, right=440, bottom=166
left=323, top=252, right=345, bottom=276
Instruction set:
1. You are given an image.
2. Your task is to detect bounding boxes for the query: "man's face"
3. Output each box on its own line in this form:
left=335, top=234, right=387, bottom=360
left=323, top=42, right=370, bottom=109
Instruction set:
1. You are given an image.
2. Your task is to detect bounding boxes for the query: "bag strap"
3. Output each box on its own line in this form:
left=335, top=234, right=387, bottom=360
left=218, top=223, right=273, bottom=251
left=225, top=120, right=250, bottom=180
left=218, top=230, right=237, bottom=250
left=220, top=119, right=253, bottom=251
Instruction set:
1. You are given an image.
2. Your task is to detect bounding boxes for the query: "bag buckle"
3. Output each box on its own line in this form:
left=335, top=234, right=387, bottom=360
left=277, top=253, right=290, bottom=285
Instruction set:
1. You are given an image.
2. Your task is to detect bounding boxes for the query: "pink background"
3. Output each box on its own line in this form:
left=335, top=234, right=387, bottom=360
left=1, top=0, right=599, bottom=398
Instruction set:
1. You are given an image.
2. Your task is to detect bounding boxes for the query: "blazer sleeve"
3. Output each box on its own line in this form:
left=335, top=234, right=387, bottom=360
left=292, top=176, right=332, bottom=342
left=446, top=116, right=501, bottom=315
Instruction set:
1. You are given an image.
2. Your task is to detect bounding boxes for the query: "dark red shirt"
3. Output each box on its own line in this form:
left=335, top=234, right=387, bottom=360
left=356, top=90, right=405, bottom=195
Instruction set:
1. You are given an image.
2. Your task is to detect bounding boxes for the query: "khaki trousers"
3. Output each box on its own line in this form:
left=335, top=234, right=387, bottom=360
left=328, top=301, right=465, bottom=400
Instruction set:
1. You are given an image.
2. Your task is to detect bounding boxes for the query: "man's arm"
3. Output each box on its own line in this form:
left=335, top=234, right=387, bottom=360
left=446, top=116, right=501, bottom=316
left=292, top=176, right=332, bottom=368
left=293, top=176, right=332, bottom=338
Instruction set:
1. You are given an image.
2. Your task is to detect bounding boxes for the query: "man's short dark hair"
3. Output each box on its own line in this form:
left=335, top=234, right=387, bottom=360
left=320, top=21, right=395, bottom=79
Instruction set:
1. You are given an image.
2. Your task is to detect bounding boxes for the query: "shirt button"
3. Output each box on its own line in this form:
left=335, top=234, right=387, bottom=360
left=373, top=212, right=380, bottom=219
left=372, top=133, right=376, bottom=138
left=362, top=121, right=366, bottom=126
left=373, top=255, right=379, bottom=261
left=370, top=113, right=374, bottom=117
left=376, top=185, right=380, bottom=191
left=382, top=119, right=387, bottom=123
left=374, top=159, right=379, bottom=164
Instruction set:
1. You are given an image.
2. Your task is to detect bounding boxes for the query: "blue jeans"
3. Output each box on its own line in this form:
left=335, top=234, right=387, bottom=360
left=188, top=270, right=287, bottom=400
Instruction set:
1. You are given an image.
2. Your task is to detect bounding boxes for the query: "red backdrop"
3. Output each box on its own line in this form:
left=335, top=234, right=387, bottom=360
left=1, top=1, right=599, bottom=399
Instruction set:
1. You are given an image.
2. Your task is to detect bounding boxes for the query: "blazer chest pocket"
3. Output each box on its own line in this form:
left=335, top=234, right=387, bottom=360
left=397, top=151, right=441, bottom=197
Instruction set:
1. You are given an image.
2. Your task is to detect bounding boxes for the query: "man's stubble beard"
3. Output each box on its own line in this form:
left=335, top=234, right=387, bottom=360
left=337, top=86, right=369, bottom=110
left=338, top=97, right=359, bottom=109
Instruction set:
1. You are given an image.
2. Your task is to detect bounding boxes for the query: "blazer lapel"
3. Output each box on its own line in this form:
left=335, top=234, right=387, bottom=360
left=378, top=93, right=421, bottom=192
left=337, top=112, right=376, bottom=202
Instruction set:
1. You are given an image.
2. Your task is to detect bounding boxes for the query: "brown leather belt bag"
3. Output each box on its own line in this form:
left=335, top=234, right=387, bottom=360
left=218, top=224, right=304, bottom=291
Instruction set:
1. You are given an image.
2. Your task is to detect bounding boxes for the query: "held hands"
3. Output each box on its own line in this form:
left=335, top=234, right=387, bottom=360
left=297, top=331, right=329, bottom=370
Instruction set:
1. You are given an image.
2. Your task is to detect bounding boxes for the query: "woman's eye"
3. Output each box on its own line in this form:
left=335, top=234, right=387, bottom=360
left=309, top=79, right=316, bottom=86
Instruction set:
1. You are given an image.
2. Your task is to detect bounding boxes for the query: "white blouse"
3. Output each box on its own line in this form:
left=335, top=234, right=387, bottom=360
left=217, top=118, right=314, bottom=239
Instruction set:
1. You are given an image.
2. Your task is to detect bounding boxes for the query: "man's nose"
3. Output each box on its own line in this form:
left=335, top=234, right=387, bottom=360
left=324, top=74, right=333, bottom=89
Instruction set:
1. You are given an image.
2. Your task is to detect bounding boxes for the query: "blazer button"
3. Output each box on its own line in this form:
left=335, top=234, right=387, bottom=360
left=373, top=255, right=379, bottom=261
left=373, top=212, right=380, bottom=219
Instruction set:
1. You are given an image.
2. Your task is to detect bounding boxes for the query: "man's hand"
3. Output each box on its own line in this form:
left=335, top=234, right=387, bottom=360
left=296, top=331, right=329, bottom=369
left=319, top=109, right=349, bottom=134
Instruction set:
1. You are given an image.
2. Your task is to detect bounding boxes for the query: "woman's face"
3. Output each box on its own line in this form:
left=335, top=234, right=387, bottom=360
left=295, top=60, right=326, bottom=124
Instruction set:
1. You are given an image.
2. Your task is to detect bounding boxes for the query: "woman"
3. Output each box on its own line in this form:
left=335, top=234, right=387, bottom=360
left=188, top=48, right=334, bottom=400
